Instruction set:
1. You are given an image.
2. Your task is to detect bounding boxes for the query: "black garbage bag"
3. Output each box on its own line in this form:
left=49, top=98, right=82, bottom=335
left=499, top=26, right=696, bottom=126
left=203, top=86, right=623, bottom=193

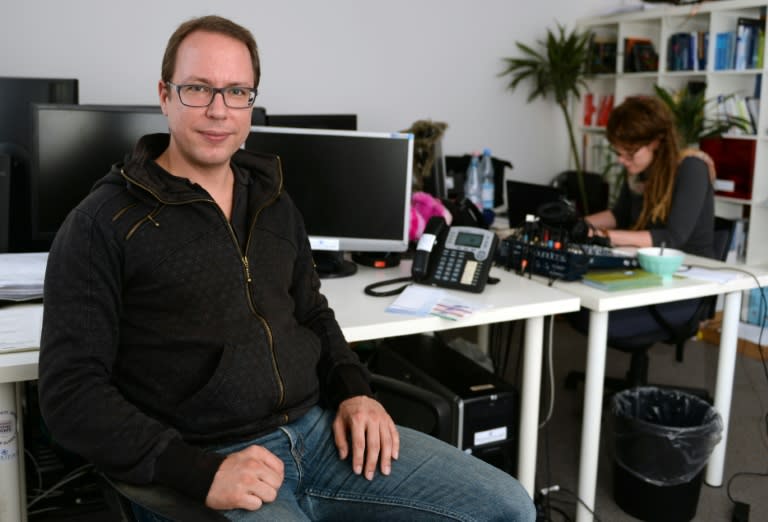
left=611, top=386, right=723, bottom=487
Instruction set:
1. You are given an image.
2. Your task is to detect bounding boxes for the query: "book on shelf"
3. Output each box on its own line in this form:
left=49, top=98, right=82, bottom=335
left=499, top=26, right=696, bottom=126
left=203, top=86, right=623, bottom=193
left=714, top=31, right=736, bottom=70
left=595, top=94, right=614, bottom=127
left=735, top=17, right=763, bottom=70
left=698, top=31, right=709, bottom=70
left=716, top=216, right=748, bottom=264
left=583, top=93, right=597, bottom=126
left=582, top=269, right=664, bottom=291
left=732, top=218, right=748, bottom=264
left=624, top=37, right=657, bottom=72
left=667, top=31, right=708, bottom=71
left=715, top=93, right=756, bottom=135
left=633, top=42, right=659, bottom=71
left=587, top=36, right=617, bottom=74
left=745, top=96, right=760, bottom=134
left=756, top=26, right=765, bottom=69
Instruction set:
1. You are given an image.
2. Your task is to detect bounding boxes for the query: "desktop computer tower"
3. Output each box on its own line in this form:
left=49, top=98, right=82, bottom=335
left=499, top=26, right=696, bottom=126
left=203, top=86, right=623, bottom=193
left=368, top=334, right=518, bottom=475
left=0, top=153, right=10, bottom=252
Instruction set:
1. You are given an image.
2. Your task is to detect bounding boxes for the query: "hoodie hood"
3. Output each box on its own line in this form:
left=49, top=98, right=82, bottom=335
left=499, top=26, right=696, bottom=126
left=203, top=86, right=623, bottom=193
left=94, top=133, right=283, bottom=207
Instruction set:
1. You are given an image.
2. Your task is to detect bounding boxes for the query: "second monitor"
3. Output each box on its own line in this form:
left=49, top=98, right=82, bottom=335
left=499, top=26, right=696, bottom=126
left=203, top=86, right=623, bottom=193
left=245, top=126, right=413, bottom=277
left=28, top=104, right=168, bottom=251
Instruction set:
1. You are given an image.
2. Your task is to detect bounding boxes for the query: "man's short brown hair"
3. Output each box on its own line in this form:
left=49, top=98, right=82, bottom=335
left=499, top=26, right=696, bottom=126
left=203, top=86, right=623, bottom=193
left=161, top=15, right=260, bottom=88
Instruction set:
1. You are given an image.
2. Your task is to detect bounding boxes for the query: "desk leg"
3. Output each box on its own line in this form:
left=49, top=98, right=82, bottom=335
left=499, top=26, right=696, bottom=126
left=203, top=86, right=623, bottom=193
left=705, top=290, right=742, bottom=487
left=0, top=382, right=24, bottom=522
left=518, top=315, right=544, bottom=498
left=477, top=324, right=489, bottom=355
left=576, top=310, right=608, bottom=522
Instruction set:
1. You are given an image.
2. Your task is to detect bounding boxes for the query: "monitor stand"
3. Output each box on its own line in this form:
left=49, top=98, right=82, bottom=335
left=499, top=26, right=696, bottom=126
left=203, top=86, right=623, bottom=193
left=313, top=251, right=358, bottom=279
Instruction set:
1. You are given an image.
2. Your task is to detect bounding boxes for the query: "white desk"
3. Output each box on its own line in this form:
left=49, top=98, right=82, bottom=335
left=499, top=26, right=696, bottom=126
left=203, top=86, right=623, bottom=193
left=0, top=262, right=579, bottom=519
left=548, top=257, right=768, bottom=522
left=320, top=261, right=579, bottom=496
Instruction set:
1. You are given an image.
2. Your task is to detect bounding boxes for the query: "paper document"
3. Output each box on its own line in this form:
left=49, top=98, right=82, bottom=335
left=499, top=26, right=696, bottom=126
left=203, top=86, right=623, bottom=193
left=676, top=266, right=744, bottom=284
left=386, top=284, right=491, bottom=320
left=0, top=252, right=48, bottom=301
left=0, top=304, right=43, bottom=353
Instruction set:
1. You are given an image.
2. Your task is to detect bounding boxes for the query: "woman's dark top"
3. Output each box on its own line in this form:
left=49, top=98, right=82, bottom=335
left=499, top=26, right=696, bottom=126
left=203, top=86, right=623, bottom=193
left=611, top=156, right=714, bottom=258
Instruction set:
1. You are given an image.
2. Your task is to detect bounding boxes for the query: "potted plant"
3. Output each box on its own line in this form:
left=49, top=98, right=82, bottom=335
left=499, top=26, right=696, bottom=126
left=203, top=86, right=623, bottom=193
left=500, top=23, right=592, bottom=213
left=653, top=84, right=751, bottom=146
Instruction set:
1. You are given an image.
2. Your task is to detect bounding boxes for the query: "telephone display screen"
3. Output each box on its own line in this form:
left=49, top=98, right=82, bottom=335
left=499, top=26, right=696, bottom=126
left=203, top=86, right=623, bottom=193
left=455, top=231, right=485, bottom=248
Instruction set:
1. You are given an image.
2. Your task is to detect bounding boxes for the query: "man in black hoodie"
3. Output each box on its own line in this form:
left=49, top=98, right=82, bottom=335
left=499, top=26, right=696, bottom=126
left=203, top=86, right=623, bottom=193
left=38, top=14, right=535, bottom=521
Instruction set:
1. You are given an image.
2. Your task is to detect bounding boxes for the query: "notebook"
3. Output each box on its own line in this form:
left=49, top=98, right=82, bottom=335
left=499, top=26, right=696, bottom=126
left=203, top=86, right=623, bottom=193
left=582, top=269, right=663, bottom=291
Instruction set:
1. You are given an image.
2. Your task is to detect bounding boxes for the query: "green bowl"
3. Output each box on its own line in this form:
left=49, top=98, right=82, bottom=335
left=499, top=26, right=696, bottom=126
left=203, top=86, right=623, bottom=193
left=637, top=247, right=685, bottom=280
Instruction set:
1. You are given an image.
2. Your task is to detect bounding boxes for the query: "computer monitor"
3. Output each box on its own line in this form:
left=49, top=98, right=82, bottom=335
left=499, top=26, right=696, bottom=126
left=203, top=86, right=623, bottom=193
left=266, top=114, right=357, bottom=130
left=251, top=106, right=267, bottom=126
left=29, top=104, right=168, bottom=249
left=0, top=77, right=79, bottom=252
left=245, top=126, right=413, bottom=277
left=505, top=180, right=562, bottom=228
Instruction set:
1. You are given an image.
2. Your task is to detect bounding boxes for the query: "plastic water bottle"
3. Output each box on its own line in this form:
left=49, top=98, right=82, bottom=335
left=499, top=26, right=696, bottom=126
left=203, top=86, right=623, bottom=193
left=480, top=148, right=495, bottom=210
left=464, top=153, right=482, bottom=208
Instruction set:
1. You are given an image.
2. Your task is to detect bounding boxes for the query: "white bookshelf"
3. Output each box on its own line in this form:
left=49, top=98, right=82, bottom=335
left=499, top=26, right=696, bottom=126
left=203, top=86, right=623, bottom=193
left=576, top=0, right=767, bottom=265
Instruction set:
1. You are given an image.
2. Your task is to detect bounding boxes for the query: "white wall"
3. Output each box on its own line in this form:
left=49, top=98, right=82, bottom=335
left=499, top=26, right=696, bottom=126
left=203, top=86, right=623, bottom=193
left=1, top=0, right=619, bottom=185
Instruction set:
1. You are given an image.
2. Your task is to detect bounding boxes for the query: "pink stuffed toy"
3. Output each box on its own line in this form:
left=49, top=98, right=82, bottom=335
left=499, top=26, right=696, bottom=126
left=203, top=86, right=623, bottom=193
left=409, top=191, right=452, bottom=242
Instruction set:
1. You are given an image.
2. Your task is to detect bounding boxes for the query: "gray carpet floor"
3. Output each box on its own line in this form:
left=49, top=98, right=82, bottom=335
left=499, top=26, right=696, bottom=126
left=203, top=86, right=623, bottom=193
left=531, top=317, right=768, bottom=522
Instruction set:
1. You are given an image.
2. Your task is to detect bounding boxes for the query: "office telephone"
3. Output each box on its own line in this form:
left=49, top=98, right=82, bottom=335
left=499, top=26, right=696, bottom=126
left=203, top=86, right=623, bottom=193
left=412, top=217, right=498, bottom=293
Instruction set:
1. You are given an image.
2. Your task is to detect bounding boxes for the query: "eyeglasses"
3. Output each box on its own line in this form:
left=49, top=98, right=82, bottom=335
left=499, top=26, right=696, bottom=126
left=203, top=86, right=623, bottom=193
left=166, top=82, right=257, bottom=109
left=610, top=145, right=643, bottom=161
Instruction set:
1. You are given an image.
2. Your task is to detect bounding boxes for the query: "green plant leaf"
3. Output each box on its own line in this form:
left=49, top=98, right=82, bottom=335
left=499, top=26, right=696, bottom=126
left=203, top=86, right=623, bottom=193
left=499, top=22, right=592, bottom=211
left=654, top=84, right=752, bottom=144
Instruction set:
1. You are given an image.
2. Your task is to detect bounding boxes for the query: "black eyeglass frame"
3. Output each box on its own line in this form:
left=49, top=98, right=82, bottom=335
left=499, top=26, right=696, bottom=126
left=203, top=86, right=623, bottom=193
left=166, top=81, right=257, bottom=109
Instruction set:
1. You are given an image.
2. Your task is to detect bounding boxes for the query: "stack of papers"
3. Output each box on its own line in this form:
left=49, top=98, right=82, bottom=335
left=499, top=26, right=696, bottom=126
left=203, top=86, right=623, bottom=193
left=675, top=266, right=743, bottom=284
left=0, top=252, right=48, bottom=302
left=0, top=304, right=43, bottom=353
left=386, top=284, right=490, bottom=320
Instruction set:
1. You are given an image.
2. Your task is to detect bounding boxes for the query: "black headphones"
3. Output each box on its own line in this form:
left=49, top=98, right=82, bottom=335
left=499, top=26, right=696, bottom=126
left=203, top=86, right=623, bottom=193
left=536, top=199, right=594, bottom=244
left=536, top=199, right=577, bottom=226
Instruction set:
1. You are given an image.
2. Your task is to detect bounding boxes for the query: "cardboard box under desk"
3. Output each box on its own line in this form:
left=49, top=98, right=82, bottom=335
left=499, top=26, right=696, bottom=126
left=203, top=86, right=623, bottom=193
left=698, top=311, right=764, bottom=361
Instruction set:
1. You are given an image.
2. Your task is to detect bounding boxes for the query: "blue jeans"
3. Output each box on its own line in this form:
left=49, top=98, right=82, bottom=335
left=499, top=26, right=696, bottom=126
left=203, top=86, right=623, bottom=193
left=132, top=406, right=535, bottom=521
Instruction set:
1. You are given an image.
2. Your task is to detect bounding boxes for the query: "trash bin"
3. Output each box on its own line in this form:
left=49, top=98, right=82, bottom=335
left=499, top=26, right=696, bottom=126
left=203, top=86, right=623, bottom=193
left=610, top=387, right=723, bottom=522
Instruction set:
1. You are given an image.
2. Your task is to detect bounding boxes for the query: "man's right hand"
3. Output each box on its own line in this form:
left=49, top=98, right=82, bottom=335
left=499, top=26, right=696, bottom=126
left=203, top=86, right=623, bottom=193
left=205, top=445, right=284, bottom=511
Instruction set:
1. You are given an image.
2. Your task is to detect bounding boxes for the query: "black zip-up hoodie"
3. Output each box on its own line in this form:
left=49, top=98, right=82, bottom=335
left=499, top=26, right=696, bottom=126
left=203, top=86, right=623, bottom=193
left=38, top=134, right=372, bottom=500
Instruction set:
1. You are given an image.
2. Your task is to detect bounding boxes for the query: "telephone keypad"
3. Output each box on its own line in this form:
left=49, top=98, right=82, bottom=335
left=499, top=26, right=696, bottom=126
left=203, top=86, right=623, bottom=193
left=433, top=250, right=481, bottom=288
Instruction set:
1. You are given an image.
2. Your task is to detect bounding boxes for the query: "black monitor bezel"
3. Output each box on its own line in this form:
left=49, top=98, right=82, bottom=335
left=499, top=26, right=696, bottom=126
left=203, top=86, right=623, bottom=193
left=266, top=113, right=357, bottom=130
left=29, top=103, right=165, bottom=246
left=245, top=125, right=413, bottom=255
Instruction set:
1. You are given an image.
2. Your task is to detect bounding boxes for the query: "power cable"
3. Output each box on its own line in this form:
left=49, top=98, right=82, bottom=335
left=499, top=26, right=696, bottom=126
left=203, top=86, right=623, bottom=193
left=27, top=463, right=94, bottom=510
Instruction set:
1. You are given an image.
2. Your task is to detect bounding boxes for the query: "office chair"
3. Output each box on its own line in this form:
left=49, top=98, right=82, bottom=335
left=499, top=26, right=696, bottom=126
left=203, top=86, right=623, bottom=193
left=99, top=374, right=447, bottom=522
left=99, top=472, right=228, bottom=522
left=565, top=219, right=733, bottom=399
left=368, top=373, right=453, bottom=443
left=551, top=170, right=609, bottom=215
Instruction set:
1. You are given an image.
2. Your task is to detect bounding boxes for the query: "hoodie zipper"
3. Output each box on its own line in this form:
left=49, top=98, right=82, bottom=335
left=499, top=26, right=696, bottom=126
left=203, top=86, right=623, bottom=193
left=241, top=158, right=286, bottom=410
left=121, top=168, right=287, bottom=410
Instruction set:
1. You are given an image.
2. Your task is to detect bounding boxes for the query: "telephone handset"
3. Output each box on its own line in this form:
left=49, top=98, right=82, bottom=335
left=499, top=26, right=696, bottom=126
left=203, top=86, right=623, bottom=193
left=412, top=216, right=498, bottom=293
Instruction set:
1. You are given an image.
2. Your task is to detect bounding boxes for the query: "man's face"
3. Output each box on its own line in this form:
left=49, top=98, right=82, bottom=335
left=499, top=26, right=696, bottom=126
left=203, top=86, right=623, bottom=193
left=159, top=30, right=254, bottom=172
